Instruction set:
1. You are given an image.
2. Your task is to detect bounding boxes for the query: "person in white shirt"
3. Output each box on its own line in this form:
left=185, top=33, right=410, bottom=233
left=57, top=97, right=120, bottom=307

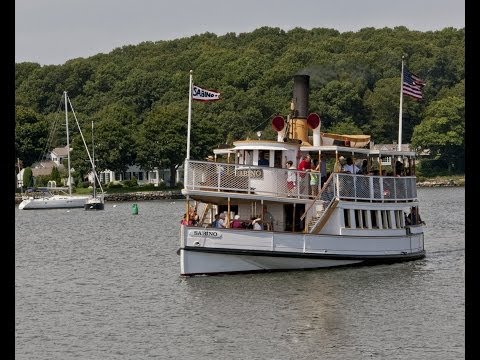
left=216, top=213, right=226, bottom=228
left=343, top=157, right=360, bottom=174
left=286, top=160, right=297, bottom=196
left=252, top=218, right=263, bottom=230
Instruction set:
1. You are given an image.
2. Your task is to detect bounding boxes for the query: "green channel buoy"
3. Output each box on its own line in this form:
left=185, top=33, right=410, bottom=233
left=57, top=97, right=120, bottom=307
left=131, top=203, right=138, bottom=215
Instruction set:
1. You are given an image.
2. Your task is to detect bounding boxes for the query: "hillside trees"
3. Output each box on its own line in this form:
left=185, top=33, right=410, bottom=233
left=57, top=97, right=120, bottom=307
left=14, top=26, right=465, bottom=178
left=15, top=106, right=49, bottom=166
left=135, top=103, right=188, bottom=186
left=411, top=96, right=465, bottom=172
left=85, top=103, right=137, bottom=174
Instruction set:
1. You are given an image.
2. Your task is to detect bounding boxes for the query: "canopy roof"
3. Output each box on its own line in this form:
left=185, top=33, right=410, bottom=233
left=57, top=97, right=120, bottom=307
left=320, top=132, right=371, bottom=148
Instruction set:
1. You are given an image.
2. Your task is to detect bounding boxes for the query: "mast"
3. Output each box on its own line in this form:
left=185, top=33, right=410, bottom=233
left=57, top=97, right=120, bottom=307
left=91, top=121, right=96, bottom=198
left=64, top=91, right=72, bottom=196
left=67, top=95, right=104, bottom=196
left=186, top=70, right=193, bottom=160
left=397, top=56, right=405, bottom=152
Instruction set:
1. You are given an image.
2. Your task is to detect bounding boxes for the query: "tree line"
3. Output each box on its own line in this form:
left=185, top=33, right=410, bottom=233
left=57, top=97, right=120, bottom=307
left=15, top=26, right=465, bottom=185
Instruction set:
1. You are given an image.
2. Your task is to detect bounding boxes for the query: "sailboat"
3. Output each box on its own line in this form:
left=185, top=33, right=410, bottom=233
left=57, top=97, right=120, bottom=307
left=18, top=92, right=90, bottom=210
left=84, top=121, right=105, bottom=210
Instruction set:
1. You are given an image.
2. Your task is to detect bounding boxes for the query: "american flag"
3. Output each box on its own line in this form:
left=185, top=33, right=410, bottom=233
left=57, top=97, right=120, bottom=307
left=403, top=67, right=425, bottom=100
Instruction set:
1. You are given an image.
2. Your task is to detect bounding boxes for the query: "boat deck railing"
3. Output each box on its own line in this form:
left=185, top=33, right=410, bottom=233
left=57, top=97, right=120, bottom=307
left=184, top=160, right=418, bottom=202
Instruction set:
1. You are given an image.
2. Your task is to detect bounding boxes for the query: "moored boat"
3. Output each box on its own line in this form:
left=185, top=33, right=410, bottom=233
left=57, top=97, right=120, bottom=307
left=84, top=120, right=105, bottom=211
left=179, top=74, right=425, bottom=276
left=18, top=92, right=90, bottom=210
left=18, top=187, right=90, bottom=210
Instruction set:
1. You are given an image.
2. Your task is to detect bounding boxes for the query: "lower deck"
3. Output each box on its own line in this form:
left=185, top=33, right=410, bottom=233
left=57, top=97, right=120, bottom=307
left=179, top=225, right=425, bottom=275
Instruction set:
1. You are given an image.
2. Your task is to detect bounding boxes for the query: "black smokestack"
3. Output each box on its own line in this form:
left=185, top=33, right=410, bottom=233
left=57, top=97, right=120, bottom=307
left=293, top=75, right=309, bottom=118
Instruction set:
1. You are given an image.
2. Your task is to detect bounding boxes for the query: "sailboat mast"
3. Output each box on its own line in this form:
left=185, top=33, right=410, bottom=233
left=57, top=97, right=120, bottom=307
left=91, top=121, right=96, bottom=198
left=64, top=91, right=72, bottom=196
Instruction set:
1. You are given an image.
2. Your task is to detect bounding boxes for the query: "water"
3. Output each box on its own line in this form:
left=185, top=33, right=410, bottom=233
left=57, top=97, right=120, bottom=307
left=15, top=188, right=465, bottom=360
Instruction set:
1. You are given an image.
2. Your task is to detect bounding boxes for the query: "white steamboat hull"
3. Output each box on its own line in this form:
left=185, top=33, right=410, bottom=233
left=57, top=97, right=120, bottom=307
left=19, top=195, right=89, bottom=210
left=179, top=226, right=425, bottom=275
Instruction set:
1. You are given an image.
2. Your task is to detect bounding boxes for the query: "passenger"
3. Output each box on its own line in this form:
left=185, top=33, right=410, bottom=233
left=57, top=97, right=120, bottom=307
left=211, top=214, right=220, bottom=228
left=343, top=157, right=360, bottom=174
left=189, top=207, right=199, bottom=226
left=180, top=213, right=192, bottom=226
left=335, top=156, right=346, bottom=172
left=217, top=213, right=226, bottom=228
left=361, top=159, right=368, bottom=175
left=230, top=214, right=243, bottom=228
left=297, top=154, right=311, bottom=173
left=297, top=154, right=311, bottom=196
left=395, top=160, right=404, bottom=176
left=286, top=160, right=297, bottom=196
left=258, top=151, right=269, bottom=166
left=263, top=205, right=274, bottom=231
left=252, top=217, right=263, bottom=230
left=406, top=207, right=425, bottom=225
left=247, top=216, right=256, bottom=229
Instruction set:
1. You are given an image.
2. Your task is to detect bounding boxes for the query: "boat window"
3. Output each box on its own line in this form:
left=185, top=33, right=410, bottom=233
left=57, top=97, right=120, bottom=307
left=354, top=210, right=361, bottom=228
left=245, top=151, right=253, bottom=165
left=274, top=151, right=283, bottom=168
left=397, top=210, right=406, bottom=228
left=343, top=209, right=350, bottom=228
left=284, top=204, right=305, bottom=232
left=362, top=210, right=369, bottom=228
left=382, top=210, right=391, bottom=229
left=370, top=210, right=378, bottom=228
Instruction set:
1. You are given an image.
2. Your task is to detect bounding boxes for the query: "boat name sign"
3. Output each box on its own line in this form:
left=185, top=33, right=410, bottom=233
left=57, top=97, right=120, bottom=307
left=188, top=230, right=222, bottom=238
left=235, top=169, right=263, bottom=178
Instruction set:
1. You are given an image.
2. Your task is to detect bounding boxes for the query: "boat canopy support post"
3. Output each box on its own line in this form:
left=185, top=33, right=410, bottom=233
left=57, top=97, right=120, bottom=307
left=227, top=197, right=231, bottom=228
left=185, top=196, right=190, bottom=223
left=292, top=203, right=296, bottom=232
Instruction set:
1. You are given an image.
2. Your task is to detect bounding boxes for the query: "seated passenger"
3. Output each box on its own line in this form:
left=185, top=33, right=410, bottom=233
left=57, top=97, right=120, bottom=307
left=252, top=217, right=263, bottom=230
left=230, top=214, right=243, bottom=228
left=406, top=207, right=425, bottom=225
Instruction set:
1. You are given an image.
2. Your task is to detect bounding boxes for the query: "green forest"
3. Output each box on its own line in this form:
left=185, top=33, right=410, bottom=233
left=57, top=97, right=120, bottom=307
left=15, top=26, right=465, bottom=185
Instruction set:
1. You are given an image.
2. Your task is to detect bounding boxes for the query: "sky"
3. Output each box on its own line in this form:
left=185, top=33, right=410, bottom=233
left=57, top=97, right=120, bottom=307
left=15, top=0, right=465, bottom=66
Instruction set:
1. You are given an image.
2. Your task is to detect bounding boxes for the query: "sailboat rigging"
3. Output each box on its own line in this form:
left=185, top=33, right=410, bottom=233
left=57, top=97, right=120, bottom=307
left=84, top=120, right=105, bottom=210
left=18, top=92, right=90, bottom=210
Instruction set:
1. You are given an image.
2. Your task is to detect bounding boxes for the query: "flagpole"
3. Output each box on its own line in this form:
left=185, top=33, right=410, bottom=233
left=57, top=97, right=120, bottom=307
left=187, top=70, right=193, bottom=160
left=398, top=56, right=405, bottom=152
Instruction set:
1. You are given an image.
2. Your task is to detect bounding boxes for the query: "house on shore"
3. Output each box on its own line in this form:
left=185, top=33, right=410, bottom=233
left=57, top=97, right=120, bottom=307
left=16, top=146, right=70, bottom=188
left=96, top=165, right=184, bottom=187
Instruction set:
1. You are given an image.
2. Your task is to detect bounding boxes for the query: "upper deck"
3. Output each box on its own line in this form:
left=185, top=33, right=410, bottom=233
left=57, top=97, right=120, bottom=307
left=182, top=160, right=418, bottom=204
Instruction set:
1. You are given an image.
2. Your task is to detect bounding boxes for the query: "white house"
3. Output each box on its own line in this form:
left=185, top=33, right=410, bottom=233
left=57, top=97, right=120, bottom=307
left=50, top=146, right=69, bottom=165
left=94, top=165, right=184, bottom=187
left=17, top=146, right=74, bottom=188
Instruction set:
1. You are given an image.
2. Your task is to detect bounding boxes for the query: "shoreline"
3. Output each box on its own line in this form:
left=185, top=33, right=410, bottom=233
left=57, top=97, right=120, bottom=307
left=14, top=179, right=464, bottom=205
left=15, top=190, right=184, bottom=205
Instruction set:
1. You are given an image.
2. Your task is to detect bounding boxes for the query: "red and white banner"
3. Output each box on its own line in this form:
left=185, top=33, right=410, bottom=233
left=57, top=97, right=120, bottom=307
left=192, top=84, right=221, bottom=101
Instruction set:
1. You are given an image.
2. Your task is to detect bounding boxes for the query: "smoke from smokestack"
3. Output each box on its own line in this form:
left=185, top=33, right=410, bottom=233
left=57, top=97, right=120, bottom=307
left=292, top=75, right=309, bottom=118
